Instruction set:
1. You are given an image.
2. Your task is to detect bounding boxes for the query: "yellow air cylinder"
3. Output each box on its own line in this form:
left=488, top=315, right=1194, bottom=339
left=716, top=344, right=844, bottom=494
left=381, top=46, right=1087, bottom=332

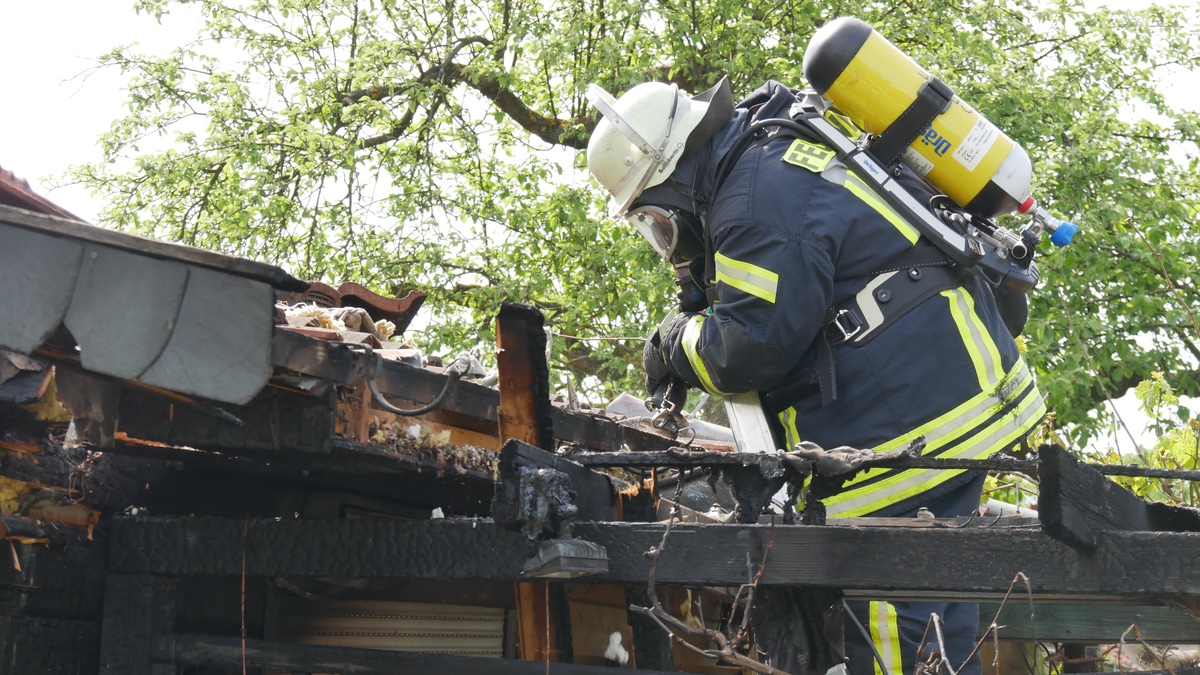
left=803, top=17, right=1032, bottom=218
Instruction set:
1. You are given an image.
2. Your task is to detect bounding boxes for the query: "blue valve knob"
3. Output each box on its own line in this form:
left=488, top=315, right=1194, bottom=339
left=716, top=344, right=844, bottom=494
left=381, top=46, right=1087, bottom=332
left=1049, top=220, right=1078, bottom=247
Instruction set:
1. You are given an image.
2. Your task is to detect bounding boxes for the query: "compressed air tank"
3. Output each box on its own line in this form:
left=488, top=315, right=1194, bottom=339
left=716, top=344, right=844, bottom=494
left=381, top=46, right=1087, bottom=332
left=803, top=17, right=1032, bottom=218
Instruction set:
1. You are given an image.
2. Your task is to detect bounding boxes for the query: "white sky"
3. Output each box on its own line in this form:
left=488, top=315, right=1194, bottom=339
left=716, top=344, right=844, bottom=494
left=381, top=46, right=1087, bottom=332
left=1, top=0, right=1196, bottom=449
left=2, top=0, right=1196, bottom=222
left=0, top=1, right=201, bottom=221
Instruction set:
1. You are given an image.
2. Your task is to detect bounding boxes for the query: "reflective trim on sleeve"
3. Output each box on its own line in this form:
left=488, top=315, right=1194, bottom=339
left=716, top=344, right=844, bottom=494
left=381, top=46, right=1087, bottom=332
left=714, top=251, right=779, bottom=304
left=843, top=173, right=920, bottom=244
left=869, top=601, right=903, bottom=675
left=777, top=406, right=802, bottom=449
left=680, top=314, right=731, bottom=396
left=820, top=359, right=1046, bottom=517
left=943, top=288, right=1004, bottom=390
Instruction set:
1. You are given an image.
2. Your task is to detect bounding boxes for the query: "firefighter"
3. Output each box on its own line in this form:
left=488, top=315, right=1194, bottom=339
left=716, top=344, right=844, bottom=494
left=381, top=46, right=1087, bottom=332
left=584, top=78, right=1047, bottom=675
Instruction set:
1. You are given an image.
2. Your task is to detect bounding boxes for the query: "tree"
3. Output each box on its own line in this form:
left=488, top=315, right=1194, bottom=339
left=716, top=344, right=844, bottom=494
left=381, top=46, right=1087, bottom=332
left=68, top=0, right=1200, bottom=445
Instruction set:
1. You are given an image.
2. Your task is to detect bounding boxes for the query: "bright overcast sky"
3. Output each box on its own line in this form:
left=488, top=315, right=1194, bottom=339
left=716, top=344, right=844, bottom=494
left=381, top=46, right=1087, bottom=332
left=1, top=0, right=1196, bottom=224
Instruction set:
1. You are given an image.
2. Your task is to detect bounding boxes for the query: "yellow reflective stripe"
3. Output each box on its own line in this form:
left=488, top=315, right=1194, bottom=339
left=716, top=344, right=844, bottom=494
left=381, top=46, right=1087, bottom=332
left=777, top=406, right=802, bottom=449
left=824, top=366, right=1045, bottom=516
left=829, top=387, right=1045, bottom=517
left=943, top=288, right=1003, bottom=389
left=714, top=251, right=779, bottom=304
left=681, top=314, right=730, bottom=396
left=843, top=173, right=920, bottom=244
left=783, top=138, right=837, bottom=173
left=869, top=601, right=903, bottom=675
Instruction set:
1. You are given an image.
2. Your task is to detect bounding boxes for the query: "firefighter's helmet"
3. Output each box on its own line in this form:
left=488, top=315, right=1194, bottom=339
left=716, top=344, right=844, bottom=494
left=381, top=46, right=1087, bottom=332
left=585, top=77, right=732, bottom=217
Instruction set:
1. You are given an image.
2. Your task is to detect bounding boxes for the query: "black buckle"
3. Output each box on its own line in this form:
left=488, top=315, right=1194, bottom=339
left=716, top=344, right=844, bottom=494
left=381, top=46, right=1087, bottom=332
left=828, top=308, right=862, bottom=345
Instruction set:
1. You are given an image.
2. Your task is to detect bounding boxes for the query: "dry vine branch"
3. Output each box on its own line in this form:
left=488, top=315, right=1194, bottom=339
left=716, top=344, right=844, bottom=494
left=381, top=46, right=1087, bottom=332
left=628, top=486, right=790, bottom=675
left=916, top=572, right=1036, bottom=675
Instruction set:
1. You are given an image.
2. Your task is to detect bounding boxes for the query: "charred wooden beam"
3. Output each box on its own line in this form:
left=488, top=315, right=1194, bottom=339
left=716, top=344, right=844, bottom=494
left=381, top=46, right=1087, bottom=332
left=0, top=614, right=100, bottom=674
left=108, top=517, right=1200, bottom=600
left=118, top=384, right=335, bottom=454
left=111, top=435, right=494, bottom=515
left=496, top=303, right=554, bottom=451
left=494, top=439, right=626, bottom=532
left=152, top=633, right=690, bottom=674
left=271, top=328, right=680, bottom=454
left=1039, top=444, right=1200, bottom=549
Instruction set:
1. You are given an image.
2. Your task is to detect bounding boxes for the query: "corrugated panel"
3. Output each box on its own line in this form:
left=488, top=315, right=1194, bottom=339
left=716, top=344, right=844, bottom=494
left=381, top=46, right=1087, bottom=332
left=275, top=599, right=505, bottom=657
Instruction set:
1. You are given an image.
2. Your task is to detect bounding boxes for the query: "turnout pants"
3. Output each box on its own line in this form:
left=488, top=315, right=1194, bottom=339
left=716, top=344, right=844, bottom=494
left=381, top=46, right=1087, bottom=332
left=841, top=473, right=987, bottom=675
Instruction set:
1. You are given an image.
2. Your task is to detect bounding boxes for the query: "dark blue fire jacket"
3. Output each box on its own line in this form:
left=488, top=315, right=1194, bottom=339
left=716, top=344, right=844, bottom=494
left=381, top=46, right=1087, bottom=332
left=660, top=81, right=1046, bottom=518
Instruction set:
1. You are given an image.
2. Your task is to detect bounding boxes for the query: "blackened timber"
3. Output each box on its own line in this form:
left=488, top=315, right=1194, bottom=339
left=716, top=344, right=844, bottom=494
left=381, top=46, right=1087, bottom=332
left=1039, top=444, right=1200, bottom=549
left=118, top=384, right=335, bottom=454
left=494, top=439, right=625, bottom=528
left=109, top=517, right=1200, bottom=599
left=153, top=634, right=691, bottom=674
left=570, top=450, right=1035, bottom=472
left=110, top=516, right=533, bottom=579
left=99, top=574, right=176, bottom=675
left=270, top=329, right=680, bottom=453
left=112, top=436, right=494, bottom=515
left=495, top=303, right=554, bottom=450
left=551, top=408, right=679, bottom=453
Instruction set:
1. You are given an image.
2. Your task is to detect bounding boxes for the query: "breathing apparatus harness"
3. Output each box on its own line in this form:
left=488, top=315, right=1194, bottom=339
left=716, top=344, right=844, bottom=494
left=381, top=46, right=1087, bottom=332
left=696, top=92, right=1067, bottom=406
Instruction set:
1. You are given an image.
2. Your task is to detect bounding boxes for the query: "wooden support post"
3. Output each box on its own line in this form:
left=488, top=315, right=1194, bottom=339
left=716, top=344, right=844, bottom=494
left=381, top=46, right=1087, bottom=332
left=495, top=303, right=554, bottom=451
left=99, top=574, right=176, bottom=675
left=495, top=304, right=571, bottom=662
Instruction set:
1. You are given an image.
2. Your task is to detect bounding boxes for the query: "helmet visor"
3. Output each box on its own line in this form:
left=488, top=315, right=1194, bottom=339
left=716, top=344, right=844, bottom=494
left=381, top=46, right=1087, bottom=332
left=625, top=205, right=680, bottom=260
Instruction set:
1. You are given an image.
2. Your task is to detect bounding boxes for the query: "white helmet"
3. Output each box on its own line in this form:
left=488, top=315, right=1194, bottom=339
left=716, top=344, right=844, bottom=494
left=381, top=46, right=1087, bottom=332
left=585, top=78, right=733, bottom=217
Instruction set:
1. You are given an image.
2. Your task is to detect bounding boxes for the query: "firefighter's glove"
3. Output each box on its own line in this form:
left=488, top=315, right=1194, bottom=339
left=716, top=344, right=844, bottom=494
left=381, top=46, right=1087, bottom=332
left=643, top=311, right=694, bottom=412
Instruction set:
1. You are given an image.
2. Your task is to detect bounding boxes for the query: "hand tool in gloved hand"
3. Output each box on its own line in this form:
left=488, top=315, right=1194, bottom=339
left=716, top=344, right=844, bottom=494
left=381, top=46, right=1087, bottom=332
left=645, top=377, right=688, bottom=436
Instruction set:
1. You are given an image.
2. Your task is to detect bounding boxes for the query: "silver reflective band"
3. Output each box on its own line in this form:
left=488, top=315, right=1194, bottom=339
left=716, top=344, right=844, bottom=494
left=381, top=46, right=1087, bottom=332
left=625, top=205, right=680, bottom=260
left=586, top=84, right=660, bottom=161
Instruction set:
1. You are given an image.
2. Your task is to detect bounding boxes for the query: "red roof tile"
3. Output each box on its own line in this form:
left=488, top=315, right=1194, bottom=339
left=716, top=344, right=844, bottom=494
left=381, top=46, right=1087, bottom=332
left=0, top=165, right=85, bottom=222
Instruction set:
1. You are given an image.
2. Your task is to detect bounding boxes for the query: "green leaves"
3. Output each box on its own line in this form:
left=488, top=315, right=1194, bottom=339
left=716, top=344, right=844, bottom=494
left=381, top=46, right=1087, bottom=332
left=68, top=0, right=1200, bottom=423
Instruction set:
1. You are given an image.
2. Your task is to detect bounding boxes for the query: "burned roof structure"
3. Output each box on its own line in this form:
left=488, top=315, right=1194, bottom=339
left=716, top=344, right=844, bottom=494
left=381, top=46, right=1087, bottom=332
left=1, top=187, right=1200, bottom=675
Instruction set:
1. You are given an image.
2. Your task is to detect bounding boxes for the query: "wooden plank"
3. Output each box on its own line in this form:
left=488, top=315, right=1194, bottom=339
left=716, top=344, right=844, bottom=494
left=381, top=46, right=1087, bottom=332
left=0, top=614, right=101, bottom=674
left=108, top=517, right=1200, bottom=601
left=550, top=406, right=681, bottom=454
left=494, top=305, right=565, bottom=662
left=0, top=204, right=306, bottom=290
left=271, top=329, right=680, bottom=454
left=496, top=303, right=554, bottom=450
left=1039, top=444, right=1150, bottom=549
left=979, top=601, right=1200, bottom=643
left=153, top=633, right=692, bottom=674
left=0, top=225, right=83, bottom=353
left=568, top=585, right=634, bottom=667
